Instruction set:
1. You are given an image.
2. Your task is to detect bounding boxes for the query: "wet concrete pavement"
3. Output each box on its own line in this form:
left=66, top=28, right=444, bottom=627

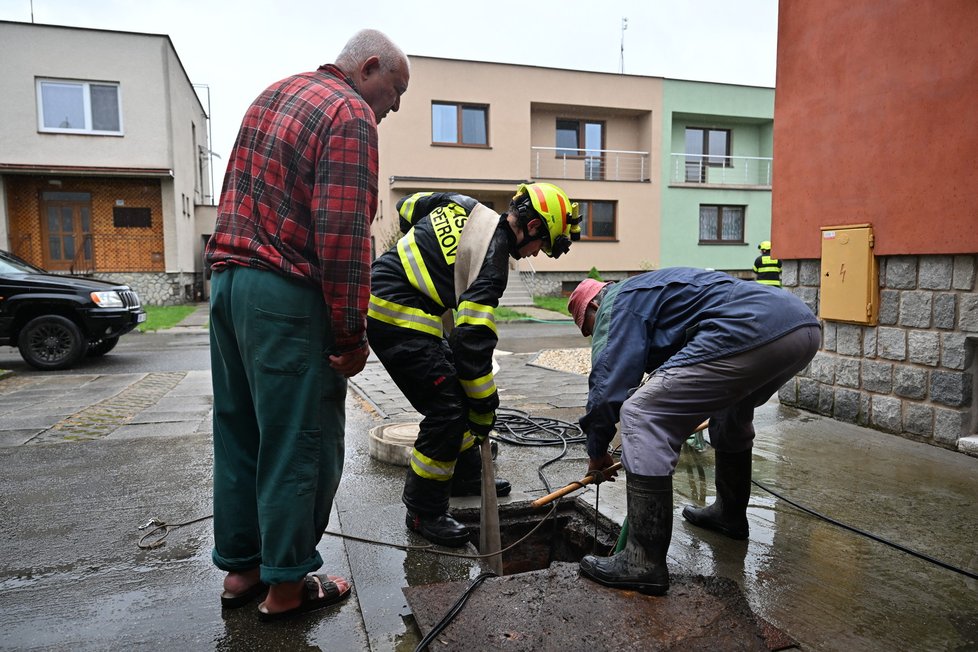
left=0, top=309, right=976, bottom=651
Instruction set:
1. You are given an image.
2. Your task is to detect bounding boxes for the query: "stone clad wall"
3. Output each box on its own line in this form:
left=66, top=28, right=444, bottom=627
left=91, top=271, right=201, bottom=306
left=779, top=255, right=978, bottom=454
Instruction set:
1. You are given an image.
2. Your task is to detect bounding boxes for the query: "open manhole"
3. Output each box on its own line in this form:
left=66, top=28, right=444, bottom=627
left=452, top=501, right=618, bottom=575
left=405, top=499, right=796, bottom=650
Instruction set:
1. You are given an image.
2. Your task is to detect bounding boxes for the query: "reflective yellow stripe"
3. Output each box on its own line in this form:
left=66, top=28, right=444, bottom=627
left=468, top=410, right=493, bottom=426
left=399, top=191, right=434, bottom=225
left=460, top=430, right=477, bottom=453
left=397, top=231, right=443, bottom=307
left=367, top=295, right=443, bottom=337
left=455, top=301, right=497, bottom=335
left=460, top=372, right=496, bottom=400
left=409, top=447, right=455, bottom=481
left=757, top=279, right=782, bottom=287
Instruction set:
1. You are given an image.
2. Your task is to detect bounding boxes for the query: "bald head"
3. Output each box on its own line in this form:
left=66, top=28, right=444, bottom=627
left=334, top=29, right=410, bottom=124
left=335, top=29, right=409, bottom=77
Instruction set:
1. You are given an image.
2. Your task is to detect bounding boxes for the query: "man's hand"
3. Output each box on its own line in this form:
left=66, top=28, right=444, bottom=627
left=587, top=452, right=618, bottom=482
left=329, top=343, right=369, bottom=377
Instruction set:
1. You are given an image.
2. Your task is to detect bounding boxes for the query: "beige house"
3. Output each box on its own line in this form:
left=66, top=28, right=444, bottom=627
left=376, top=56, right=663, bottom=294
left=0, top=21, right=216, bottom=305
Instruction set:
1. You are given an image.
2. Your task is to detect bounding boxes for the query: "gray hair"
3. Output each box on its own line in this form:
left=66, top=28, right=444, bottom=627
left=335, top=29, right=408, bottom=74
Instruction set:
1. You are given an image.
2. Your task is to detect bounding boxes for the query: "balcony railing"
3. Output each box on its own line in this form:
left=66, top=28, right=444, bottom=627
left=531, top=147, right=650, bottom=182
left=670, top=153, right=773, bottom=187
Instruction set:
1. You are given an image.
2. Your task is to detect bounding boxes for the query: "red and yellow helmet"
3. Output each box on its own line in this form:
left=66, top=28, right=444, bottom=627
left=512, top=183, right=581, bottom=258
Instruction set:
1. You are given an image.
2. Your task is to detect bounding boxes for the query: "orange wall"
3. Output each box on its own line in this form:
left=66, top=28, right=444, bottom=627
left=772, top=0, right=978, bottom=259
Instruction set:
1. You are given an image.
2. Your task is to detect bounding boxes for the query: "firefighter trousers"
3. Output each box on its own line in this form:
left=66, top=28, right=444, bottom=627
left=367, top=319, right=476, bottom=515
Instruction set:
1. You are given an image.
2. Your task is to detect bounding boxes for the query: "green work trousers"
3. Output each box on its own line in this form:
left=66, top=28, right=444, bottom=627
left=209, top=265, right=346, bottom=585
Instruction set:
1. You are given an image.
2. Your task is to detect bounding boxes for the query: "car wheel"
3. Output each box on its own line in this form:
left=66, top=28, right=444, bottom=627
left=17, top=315, right=88, bottom=370
left=87, top=336, right=120, bottom=357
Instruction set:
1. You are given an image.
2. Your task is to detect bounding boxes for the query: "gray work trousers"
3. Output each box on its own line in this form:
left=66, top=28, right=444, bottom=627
left=619, top=325, right=820, bottom=476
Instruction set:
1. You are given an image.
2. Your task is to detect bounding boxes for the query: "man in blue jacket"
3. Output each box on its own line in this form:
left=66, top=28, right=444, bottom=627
left=567, top=267, right=820, bottom=596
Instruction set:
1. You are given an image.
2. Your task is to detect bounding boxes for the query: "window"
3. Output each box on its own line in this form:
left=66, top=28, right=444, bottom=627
left=431, top=102, right=488, bottom=146
left=36, top=79, right=122, bottom=134
left=699, top=205, right=744, bottom=243
left=114, top=207, right=151, bottom=228
left=685, top=127, right=730, bottom=182
left=577, top=200, right=616, bottom=239
left=556, top=119, right=604, bottom=180
left=40, top=192, right=93, bottom=270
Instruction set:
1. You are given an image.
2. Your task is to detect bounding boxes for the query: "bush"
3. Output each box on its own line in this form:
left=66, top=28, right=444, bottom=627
left=587, top=266, right=603, bottom=281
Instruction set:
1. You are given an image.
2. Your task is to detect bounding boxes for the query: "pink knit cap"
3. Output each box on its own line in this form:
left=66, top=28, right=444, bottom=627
left=568, top=279, right=608, bottom=331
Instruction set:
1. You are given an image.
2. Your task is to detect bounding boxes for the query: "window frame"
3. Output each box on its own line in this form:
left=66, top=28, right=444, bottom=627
left=430, top=101, right=489, bottom=147
left=685, top=127, right=731, bottom=167
left=576, top=199, right=617, bottom=241
left=555, top=118, right=605, bottom=159
left=698, top=204, right=745, bottom=244
left=36, top=78, right=124, bottom=135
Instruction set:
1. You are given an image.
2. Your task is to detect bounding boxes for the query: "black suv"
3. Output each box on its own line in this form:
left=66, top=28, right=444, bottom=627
left=0, top=249, right=146, bottom=370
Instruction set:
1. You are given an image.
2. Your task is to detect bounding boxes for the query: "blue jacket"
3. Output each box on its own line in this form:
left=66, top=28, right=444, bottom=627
left=580, top=267, right=819, bottom=457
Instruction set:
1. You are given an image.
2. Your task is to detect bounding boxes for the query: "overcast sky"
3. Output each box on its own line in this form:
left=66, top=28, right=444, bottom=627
left=1, top=0, right=779, bottom=197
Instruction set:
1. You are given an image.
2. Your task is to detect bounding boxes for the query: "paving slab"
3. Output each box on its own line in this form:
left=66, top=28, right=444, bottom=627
left=405, top=562, right=788, bottom=651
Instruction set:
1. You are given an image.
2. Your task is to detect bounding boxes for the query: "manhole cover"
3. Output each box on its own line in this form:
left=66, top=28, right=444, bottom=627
left=368, top=422, right=420, bottom=466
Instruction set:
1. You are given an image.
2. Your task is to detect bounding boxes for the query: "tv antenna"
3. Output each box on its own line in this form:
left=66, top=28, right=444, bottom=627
left=619, top=17, right=628, bottom=73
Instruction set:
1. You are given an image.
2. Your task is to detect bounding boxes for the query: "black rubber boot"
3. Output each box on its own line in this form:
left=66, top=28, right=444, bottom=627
left=450, top=446, right=512, bottom=497
left=579, top=473, right=672, bottom=596
left=682, top=449, right=752, bottom=540
left=405, top=510, right=470, bottom=548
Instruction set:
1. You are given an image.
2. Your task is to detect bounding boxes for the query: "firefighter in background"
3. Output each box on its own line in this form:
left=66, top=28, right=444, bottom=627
left=367, top=183, right=580, bottom=547
left=753, top=240, right=782, bottom=287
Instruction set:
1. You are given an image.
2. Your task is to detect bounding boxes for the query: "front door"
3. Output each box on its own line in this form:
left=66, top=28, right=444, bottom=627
left=40, top=191, right=93, bottom=272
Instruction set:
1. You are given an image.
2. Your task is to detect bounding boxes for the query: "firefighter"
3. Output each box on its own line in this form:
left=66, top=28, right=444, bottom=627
left=367, top=183, right=580, bottom=547
left=753, top=240, right=782, bottom=287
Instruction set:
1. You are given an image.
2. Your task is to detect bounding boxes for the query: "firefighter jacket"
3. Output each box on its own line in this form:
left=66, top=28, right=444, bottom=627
left=579, top=267, right=819, bottom=458
left=368, top=192, right=508, bottom=415
left=753, top=254, right=782, bottom=287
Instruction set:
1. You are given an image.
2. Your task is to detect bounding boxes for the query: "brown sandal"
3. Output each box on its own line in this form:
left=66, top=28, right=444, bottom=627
left=257, top=574, right=351, bottom=622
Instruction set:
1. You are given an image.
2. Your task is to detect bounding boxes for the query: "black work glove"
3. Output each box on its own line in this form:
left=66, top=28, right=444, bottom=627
left=467, top=408, right=496, bottom=442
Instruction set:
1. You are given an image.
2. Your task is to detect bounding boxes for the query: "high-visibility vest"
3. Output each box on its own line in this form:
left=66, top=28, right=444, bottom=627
left=368, top=192, right=504, bottom=407
left=753, top=254, right=782, bottom=287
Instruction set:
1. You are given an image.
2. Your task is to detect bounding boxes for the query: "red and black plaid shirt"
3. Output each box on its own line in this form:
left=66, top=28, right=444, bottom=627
left=206, top=64, right=378, bottom=352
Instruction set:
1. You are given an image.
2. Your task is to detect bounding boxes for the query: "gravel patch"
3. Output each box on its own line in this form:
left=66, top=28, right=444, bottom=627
left=533, top=347, right=591, bottom=376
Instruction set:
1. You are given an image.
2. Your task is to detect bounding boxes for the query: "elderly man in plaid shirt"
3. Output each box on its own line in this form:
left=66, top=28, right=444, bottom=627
left=204, top=29, right=409, bottom=622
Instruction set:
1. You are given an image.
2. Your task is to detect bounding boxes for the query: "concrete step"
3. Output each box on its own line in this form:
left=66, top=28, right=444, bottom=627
left=500, top=272, right=534, bottom=307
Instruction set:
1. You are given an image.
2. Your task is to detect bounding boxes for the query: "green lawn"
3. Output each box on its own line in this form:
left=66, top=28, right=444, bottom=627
left=533, top=296, right=570, bottom=316
left=138, top=304, right=198, bottom=332
left=496, top=296, right=571, bottom=322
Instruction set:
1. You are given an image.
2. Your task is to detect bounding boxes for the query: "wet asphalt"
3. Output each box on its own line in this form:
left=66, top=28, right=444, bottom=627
left=0, top=307, right=976, bottom=651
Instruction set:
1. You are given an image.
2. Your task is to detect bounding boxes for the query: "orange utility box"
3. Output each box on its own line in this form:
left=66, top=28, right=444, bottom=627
left=819, top=224, right=878, bottom=325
